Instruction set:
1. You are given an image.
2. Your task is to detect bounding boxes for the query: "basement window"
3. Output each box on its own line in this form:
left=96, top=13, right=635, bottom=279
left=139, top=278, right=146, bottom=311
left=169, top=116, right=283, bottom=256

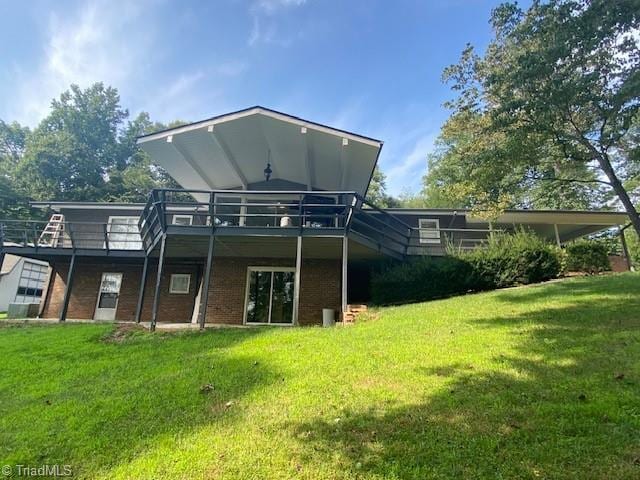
left=418, top=218, right=441, bottom=244
left=169, top=274, right=191, bottom=294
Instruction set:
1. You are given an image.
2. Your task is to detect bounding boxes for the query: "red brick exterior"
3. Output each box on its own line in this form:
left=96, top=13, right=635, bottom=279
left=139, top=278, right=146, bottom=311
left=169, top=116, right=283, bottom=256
left=42, top=256, right=341, bottom=326
left=42, top=261, right=199, bottom=322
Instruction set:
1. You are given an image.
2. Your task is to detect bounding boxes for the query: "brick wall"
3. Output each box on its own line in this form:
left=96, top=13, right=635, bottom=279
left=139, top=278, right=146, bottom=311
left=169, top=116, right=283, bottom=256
left=42, top=256, right=341, bottom=326
left=205, top=257, right=341, bottom=326
left=42, top=261, right=199, bottom=322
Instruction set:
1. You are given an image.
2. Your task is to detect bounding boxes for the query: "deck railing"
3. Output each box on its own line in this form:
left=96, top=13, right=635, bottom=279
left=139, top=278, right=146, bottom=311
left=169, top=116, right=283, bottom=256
left=0, top=220, right=143, bottom=252
left=139, top=188, right=422, bottom=255
left=0, top=190, right=496, bottom=258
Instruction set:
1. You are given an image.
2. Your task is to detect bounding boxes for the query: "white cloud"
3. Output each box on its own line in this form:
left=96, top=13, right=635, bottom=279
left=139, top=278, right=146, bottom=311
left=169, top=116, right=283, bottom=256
left=248, top=0, right=307, bottom=46
left=385, top=133, right=436, bottom=194
left=8, top=0, right=156, bottom=126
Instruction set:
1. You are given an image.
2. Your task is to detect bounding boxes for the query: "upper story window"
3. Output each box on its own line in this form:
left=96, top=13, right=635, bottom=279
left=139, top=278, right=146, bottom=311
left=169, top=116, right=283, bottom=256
left=107, top=216, right=142, bottom=250
left=418, top=218, right=441, bottom=244
left=172, top=214, right=193, bottom=226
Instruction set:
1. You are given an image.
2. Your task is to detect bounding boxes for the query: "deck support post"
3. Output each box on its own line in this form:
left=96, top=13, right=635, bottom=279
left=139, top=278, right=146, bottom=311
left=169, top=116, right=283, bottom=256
left=198, top=234, right=215, bottom=330
left=292, top=235, right=302, bottom=325
left=619, top=227, right=633, bottom=271
left=554, top=224, right=562, bottom=248
left=59, top=253, right=77, bottom=322
left=341, top=235, right=348, bottom=318
left=150, top=234, right=167, bottom=332
left=135, top=255, right=149, bottom=323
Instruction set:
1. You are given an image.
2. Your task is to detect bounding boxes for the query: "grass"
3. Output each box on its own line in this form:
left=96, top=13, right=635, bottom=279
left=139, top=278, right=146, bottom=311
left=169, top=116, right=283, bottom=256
left=1, top=273, right=640, bottom=479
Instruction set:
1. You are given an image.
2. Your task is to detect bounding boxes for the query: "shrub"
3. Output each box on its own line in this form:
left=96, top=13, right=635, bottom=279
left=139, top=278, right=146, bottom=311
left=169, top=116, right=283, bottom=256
left=564, top=240, right=611, bottom=274
left=461, top=230, right=562, bottom=288
left=370, top=230, right=562, bottom=305
left=370, top=256, right=474, bottom=305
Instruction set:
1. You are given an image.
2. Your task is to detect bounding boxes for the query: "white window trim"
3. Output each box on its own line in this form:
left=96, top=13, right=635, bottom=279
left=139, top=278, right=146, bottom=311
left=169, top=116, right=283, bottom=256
left=418, top=218, right=441, bottom=244
left=169, top=273, right=191, bottom=294
left=172, top=214, right=193, bottom=226
left=243, top=266, right=296, bottom=326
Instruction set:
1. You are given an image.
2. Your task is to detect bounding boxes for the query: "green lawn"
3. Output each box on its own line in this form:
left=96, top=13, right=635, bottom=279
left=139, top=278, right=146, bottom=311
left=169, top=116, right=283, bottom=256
left=1, top=273, right=640, bottom=479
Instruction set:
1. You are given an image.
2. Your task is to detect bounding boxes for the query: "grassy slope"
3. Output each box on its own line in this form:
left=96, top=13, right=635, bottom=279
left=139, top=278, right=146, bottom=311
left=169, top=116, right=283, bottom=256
left=1, top=273, right=639, bottom=479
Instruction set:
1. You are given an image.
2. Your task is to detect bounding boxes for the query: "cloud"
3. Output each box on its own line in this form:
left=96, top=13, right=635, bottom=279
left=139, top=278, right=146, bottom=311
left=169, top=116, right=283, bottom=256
left=248, top=0, right=308, bottom=46
left=385, top=133, right=436, bottom=195
left=7, top=0, right=156, bottom=126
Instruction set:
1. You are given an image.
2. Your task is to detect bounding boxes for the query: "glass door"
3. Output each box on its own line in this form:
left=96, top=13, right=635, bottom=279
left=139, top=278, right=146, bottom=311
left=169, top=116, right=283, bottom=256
left=94, top=273, right=123, bottom=321
left=245, top=268, right=295, bottom=325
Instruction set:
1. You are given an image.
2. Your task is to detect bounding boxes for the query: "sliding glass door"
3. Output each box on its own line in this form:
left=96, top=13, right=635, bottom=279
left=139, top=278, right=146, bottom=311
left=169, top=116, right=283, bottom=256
left=245, top=267, right=295, bottom=325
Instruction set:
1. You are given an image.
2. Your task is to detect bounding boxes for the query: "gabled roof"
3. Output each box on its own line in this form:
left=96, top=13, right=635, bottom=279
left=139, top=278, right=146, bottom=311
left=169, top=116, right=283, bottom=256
left=136, top=106, right=383, bottom=197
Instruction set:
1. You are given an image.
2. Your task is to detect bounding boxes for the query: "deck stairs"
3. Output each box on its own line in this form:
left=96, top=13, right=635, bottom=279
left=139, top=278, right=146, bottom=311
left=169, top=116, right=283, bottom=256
left=342, top=304, right=368, bottom=324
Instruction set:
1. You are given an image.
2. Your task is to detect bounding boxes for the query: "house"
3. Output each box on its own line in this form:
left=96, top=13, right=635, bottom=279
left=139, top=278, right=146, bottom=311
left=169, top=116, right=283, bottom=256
left=0, top=107, right=632, bottom=328
left=0, top=254, right=49, bottom=312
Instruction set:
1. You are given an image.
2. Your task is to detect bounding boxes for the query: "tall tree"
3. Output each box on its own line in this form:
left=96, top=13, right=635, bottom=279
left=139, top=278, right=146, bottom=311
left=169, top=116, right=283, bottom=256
left=0, top=121, right=32, bottom=219
left=431, top=0, right=640, bottom=232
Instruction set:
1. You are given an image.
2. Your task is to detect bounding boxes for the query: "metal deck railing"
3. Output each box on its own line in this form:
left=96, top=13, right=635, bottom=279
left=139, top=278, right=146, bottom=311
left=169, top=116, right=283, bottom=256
left=0, top=189, right=495, bottom=258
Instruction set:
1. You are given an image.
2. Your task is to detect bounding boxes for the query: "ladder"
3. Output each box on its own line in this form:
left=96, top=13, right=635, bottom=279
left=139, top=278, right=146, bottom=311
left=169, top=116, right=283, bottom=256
left=38, top=214, right=65, bottom=247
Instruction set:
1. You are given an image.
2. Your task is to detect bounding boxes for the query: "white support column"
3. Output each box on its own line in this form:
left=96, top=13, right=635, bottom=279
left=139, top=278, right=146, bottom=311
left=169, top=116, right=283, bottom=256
left=292, top=236, right=302, bottom=325
left=554, top=224, right=561, bottom=247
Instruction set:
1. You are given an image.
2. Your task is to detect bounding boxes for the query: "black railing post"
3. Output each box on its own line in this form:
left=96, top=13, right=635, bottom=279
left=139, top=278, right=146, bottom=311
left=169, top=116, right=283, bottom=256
left=0, top=223, right=5, bottom=272
left=103, top=223, right=110, bottom=253
left=150, top=234, right=167, bottom=332
left=198, top=192, right=216, bottom=330
left=135, top=255, right=149, bottom=323
left=159, top=190, right=167, bottom=231
left=59, top=253, right=77, bottom=322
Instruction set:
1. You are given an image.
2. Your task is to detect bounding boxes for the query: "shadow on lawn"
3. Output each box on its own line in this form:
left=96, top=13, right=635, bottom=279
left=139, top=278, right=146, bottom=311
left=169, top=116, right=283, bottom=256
left=292, top=275, right=640, bottom=479
left=0, top=325, right=276, bottom=477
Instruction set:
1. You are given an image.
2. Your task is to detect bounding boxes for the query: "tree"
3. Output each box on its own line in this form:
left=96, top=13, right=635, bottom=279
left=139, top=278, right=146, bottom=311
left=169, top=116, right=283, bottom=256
left=11, top=83, right=181, bottom=210
left=365, top=166, right=401, bottom=208
left=433, top=0, right=640, bottom=232
left=0, top=121, right=33, bottom=219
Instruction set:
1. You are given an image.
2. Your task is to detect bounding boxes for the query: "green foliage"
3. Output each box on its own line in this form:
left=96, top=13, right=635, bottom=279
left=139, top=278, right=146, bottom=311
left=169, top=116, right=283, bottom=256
left=626, top=230, right=640, bottom=268
left=565, top=240, right=612, bottom=274
left=371, top=256, right=474, bottom=305
left=0, top=83, right=186, bottom=219
left=461, top=230, right=563, bottom=288
left=371, top=230, right=561, bottom=305
left=428, top=0, right=640, bottom=234
left=5, top=274, right=640, bottom=478
left=365, top=166, right=401, bottom=208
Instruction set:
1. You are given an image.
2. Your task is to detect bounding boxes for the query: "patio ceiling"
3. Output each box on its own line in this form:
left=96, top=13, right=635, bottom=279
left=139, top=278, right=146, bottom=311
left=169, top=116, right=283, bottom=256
left=137, top=106, right=383, bottom=197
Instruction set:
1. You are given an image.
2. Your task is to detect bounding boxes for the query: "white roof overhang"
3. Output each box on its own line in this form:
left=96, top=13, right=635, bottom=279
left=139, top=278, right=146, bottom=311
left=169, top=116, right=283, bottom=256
left=137, top=106, right=383, bottom=197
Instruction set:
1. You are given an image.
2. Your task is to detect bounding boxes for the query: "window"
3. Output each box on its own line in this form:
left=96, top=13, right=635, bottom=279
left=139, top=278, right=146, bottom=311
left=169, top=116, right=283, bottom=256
left=172, top=215, right=193, bottom=226
left=418, top=218, right=441, bottom=244
left=14, top=261, right=48, bottom=304
left=244, top=267, right=295, bottom=325
left=169, top=274, right=191, bottom=294
left=107, top=216, right=142, bottom=250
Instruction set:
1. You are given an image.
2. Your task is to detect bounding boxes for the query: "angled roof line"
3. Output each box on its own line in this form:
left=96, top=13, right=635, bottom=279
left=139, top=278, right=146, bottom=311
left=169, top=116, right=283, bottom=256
left=136, top=105, right=384, bottom=146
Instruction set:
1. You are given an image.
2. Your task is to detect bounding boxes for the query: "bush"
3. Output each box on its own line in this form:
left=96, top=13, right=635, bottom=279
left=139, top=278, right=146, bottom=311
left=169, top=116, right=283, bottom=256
left=370, top=256, right=473, bottom=305
left=461, top=230, right=562, bottom=289
left=370, top=230, right=562, bottom=305
left=564, top=240, right=611, bottom=274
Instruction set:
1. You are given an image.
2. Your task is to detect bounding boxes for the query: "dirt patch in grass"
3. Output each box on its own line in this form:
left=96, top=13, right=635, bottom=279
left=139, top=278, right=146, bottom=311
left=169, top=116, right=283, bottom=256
left=101, top=323, right=147, bottom=343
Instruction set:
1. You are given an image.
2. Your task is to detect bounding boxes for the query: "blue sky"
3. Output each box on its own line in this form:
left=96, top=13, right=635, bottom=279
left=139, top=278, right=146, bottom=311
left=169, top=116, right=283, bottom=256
left=0, top=0, right=506, bottom=195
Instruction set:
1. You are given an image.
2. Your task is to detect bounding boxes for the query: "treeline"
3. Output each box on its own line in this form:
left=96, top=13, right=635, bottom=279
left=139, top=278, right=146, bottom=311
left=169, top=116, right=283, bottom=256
left=0, top=83, right=183, bottom=220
